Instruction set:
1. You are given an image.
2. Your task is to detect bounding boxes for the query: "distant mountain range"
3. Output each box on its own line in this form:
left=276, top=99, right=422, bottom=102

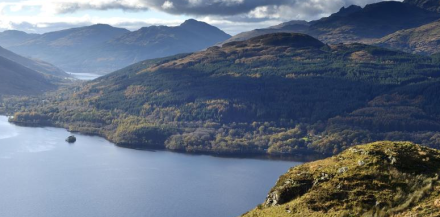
left=0, top=20, right=231, bottom=74
left=222, top=1, right=440, bottom=46
left=2, top=1, right=439, bottom=75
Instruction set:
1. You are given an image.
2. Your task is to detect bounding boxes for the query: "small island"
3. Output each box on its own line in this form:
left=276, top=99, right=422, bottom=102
left=66, top=135, right=76, bottom=143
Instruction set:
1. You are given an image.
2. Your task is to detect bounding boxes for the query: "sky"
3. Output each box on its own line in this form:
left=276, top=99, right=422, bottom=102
left=0, top=0, right=399, bottom=35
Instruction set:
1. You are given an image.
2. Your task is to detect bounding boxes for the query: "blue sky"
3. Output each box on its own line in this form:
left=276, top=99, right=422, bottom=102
left=0, top=0, right=397, bottom=35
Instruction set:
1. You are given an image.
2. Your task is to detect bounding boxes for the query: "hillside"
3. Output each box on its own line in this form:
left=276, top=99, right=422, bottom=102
left=243, top=141, right=440, bottom=216
left=0, top=46, right=68, bottom=77
left=0, top=56, right=55, bottom=95
left=1, top=20, right=231, bottom=74
left=7, top=33, right=440, bottom=156
left=374, top=20, right=440, bottom=55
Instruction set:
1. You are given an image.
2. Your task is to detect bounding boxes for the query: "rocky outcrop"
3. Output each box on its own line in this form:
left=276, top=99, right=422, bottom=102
left=374, top=20, right=440, bottom=55
left=244, top=142, right=440, bottom=217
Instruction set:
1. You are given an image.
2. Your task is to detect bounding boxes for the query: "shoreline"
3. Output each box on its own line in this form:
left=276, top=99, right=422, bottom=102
left=7, top=118, right=326, bottom=162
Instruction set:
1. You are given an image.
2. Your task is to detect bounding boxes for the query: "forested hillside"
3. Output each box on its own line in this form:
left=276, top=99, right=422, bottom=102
left=7, top=33, right=440, bottom=155
left=0, top=56, right=56, bottom=96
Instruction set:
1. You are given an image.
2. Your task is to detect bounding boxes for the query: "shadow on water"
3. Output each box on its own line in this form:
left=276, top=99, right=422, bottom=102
left=115, top=144, right=325, bottom=162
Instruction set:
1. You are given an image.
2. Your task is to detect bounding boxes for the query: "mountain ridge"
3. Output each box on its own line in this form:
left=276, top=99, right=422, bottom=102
left=221, top=1, right=440, bottom=45
left=0, top=20, right=231, bottom=74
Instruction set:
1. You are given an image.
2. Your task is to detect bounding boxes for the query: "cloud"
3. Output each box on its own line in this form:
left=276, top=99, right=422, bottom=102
left=47, top=0, right=150, bottom=14
left=0, top=14, right=184, bottom=34
left=162, top=1, right=174, bottom=9
left=2, top=0, right=399, bottom=17
left=40, top=0, right=399, bottom=18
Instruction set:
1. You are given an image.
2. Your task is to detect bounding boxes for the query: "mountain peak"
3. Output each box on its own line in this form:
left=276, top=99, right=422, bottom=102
left=89, top=23, right=113, bottom=29
left=182, top=19, right=200, bottom=25
left=180, top=19, right=213, bottom=29
left=334, top=5, right=362, bottom=16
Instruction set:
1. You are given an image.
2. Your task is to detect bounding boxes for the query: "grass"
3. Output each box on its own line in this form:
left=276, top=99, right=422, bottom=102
left=243, top=141, right=440, bottom=217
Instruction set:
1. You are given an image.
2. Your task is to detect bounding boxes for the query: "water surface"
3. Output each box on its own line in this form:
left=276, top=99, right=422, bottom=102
left=0, top=116, right=300, bottom=217
left=69, top=72, right=101, bottom=80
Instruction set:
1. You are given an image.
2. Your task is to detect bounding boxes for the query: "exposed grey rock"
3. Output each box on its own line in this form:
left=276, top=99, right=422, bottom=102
left=338, top=167, right=349, bottom=174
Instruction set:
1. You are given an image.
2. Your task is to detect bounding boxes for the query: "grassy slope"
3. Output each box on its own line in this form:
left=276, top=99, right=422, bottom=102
left=243, top=141, right=440, bottom=217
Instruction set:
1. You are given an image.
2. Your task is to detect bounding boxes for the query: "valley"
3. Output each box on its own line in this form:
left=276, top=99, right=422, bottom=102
left=2, top=0, right=440, bottom=216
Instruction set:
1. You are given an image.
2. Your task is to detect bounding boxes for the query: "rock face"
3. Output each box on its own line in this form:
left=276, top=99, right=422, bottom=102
left=374, top=20, right=440, bottom=55
left=243, top=142, right=440, bottom=217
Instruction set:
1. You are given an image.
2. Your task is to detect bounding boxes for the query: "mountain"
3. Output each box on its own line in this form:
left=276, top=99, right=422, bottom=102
left=0, top=30, right=38, bottom=47
left=404, top=0, right=440, bottom=13
left=8, top=33, right=440, bottom=156
left=222, top=1, right=440, bottom=45
left=2, top=24, right=130, bottom=73
left=309, top=1, right=440, bottom=43
left=374, top=20, right=440, bottom=55
left=0, top=55, right=55, bottom=95
left=243, top=141, right=440, bottom=217
left=79, top=19, right=232, bottom=73
left=0, top=46, right=68, bottom=77
left=220, top=20, right=309, bottom=45
left=0, top=20, right=231, bottom=74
